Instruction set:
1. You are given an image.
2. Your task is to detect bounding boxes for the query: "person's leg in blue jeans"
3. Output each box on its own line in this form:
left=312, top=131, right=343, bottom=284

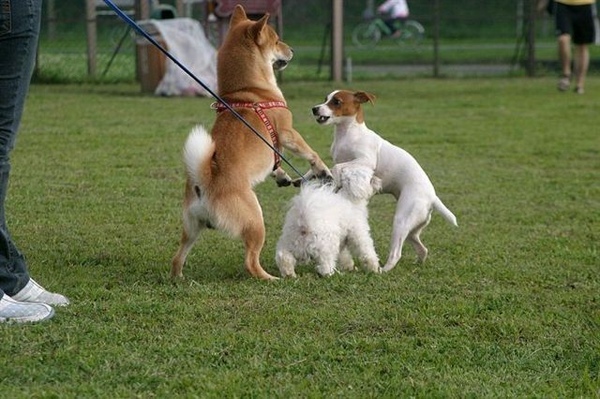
left=0, top=0, right=69, bottom=323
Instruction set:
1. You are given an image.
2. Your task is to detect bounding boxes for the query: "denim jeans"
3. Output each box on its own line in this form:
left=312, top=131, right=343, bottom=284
left=0, top=0, right=42, bottom=296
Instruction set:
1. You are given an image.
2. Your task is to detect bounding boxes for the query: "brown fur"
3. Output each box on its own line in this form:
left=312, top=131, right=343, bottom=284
left=325, top=91, right=376, bottom=124
left=171, top=5, right=331, bottom=280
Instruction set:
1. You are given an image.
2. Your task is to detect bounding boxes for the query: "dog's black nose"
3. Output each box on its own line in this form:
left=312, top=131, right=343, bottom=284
left=311, top=106, right=319, bottom=115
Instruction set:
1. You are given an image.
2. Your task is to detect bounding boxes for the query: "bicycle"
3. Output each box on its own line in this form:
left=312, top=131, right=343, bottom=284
left=352, top=17, right=424, bottom=48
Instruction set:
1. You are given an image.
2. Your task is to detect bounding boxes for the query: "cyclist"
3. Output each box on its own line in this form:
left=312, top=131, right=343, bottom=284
left=377, top=0, right=410, bottom=38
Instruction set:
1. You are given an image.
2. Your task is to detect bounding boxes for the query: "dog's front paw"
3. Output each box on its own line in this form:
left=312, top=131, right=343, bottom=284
left=319, top=171, right=334, bottom=183
left=316, top=265, right=337, bottom=277
left=363, top=259, right=381, bottom=273
left=292, top=178, right=303, bottom=187
left=278, top=269, right=297, bottom=278
left=272, top=167, right=293, bottom=187
left=276, top=177, right=292, bottom=187
left=315, top=167, right=333, bottom=182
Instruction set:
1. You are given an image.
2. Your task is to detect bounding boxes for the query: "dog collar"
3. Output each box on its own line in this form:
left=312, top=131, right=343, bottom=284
left=211, top=101, right=287, bottom=171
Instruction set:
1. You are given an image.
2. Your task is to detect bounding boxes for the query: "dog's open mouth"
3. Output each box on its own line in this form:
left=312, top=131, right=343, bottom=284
left=273, top=59, right=289, bottom=71
left=315, top=115, right=330, bottom=124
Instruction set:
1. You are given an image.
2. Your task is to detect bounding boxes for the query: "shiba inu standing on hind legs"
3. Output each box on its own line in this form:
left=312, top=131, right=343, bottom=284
left=171, top=5, right=332, bottom=280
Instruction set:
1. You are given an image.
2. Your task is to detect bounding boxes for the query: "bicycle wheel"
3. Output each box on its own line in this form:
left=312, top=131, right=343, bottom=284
left=396, top=20, right=424, bottom=47
left=352, top=22, right=381, bottom=48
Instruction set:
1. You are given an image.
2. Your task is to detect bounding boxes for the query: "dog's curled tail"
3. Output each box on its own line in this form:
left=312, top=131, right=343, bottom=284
left=434, top=197, right=458, bottom=227
left=183, top=125, right=215, bottom=188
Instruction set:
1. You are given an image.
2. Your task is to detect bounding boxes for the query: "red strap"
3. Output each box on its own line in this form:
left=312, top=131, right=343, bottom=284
left=211, top=101, right=286, bottom=170
left=211, top=101, right=287, bottom=111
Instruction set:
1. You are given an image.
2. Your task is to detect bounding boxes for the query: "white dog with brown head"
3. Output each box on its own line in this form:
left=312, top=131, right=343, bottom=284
left=312, top=90, right=457, bottom=272
left=276, top=164, right=382, bottom=278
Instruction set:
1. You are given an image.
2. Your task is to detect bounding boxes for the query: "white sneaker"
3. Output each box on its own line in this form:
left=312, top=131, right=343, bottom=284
left=557, top=75, right=571, bottom=91
left=0, top=295, right=54, bottom=323
left=11, top=278, right=70, bottom=306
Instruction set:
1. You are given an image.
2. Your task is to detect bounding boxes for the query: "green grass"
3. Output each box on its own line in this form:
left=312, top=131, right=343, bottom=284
left=2, top=78, right=598, bottom=397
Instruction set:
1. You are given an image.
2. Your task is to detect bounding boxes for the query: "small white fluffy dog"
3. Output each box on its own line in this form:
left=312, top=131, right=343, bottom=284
left=276, top=164, right=382, bottom=278
left=312, top=90, right=458, bottom=272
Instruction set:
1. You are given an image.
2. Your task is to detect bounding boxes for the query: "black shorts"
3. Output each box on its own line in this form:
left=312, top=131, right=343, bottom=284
left=555, top=2, right=600, bottom=44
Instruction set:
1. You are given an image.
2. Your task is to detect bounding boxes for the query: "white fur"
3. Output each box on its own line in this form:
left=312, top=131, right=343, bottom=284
left=312, top=91, right=457, bottom=272
left=181, top=125, right=245, bottom=237
left=276, top=164, right=382, bottom=277
left=183, top=125, right=213, bottom=185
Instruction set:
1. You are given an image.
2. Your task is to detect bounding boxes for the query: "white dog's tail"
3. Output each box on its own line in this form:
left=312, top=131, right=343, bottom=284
left=434, top=197, right=458, bottom=227
left=183, top=125, right=215, bottom=188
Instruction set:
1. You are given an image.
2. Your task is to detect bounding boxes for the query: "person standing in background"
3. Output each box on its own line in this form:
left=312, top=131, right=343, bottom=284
left=0, top=0, right=70, bottom=323
left=545, top=0, right=599, bottom=94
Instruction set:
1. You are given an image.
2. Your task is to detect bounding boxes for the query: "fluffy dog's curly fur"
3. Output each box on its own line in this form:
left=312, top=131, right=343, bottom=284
left=276, top=164, right=382, bottom=277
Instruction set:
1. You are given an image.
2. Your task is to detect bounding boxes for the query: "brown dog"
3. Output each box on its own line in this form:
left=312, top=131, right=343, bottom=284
left=171, top=5, right=331, bottom=280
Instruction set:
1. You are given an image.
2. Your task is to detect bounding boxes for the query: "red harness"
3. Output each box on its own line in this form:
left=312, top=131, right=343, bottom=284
left=212, top=101, right=287, bottom=170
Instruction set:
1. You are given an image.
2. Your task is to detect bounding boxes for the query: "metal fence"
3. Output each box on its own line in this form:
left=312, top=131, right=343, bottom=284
left=35, top=0, right=566, bottom=87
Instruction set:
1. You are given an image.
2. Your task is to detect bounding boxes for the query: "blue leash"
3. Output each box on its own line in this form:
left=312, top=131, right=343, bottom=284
left=102, top=0, right=306, bottom=180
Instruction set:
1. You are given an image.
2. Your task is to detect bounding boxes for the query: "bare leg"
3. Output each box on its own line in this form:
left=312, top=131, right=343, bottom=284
left=573, top=44, right=589, bottom=93
left=557, top=34, right=572, bottom=91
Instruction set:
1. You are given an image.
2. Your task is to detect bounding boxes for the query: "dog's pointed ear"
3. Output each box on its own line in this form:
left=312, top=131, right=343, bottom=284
left=250, top=13, right=271, bottom=44
left=230, top=5, right=248, bottom=28
left=354, top=91, right=376, bottom=106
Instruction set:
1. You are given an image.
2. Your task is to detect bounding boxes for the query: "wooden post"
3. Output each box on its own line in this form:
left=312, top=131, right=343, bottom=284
left=175, top=0, right=184, bottom=17
left=516, top=0, right=524, bottom=37
left=136, top=0, right=150, bottom=20
left=86, top=0, right=97, bottom=78
left=433, top=0, right=440, bottom=77
left=526, top=0, right=536, bottom=77
left=47, top=0, right=57, bottom=40
left=331, top=0, right=343, bottom=82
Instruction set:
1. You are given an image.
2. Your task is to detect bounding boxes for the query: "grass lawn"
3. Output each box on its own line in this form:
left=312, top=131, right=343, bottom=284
left=2, top=77, right=598, bottom=397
